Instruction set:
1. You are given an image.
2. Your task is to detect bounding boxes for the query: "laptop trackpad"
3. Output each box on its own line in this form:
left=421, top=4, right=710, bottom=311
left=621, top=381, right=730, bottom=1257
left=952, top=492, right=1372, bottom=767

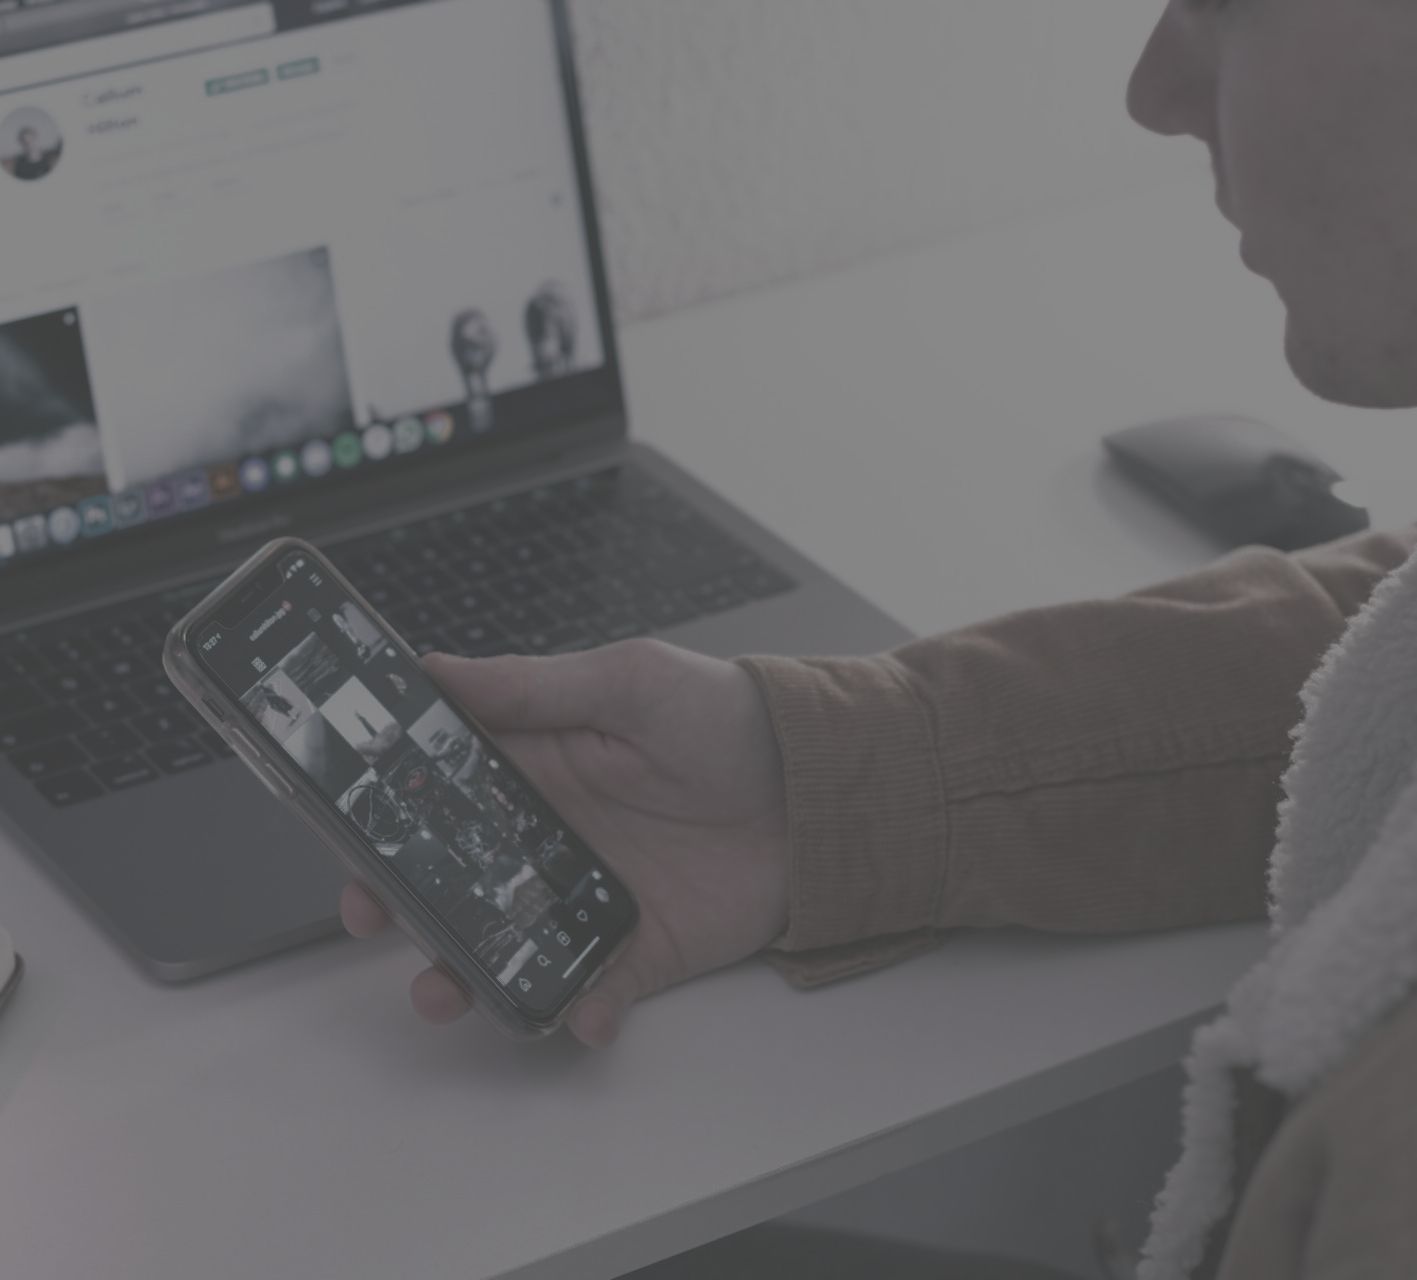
left=15, top=760, right=344, bottom=982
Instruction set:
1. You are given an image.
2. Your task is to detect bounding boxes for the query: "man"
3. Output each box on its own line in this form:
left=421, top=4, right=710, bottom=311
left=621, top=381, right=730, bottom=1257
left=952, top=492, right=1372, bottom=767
left=524, top=282, right=577, bottom=380
left=448, top=307, right=498, bottom=432
left=9, top=125, right=58, bottom=181
left=343, top=2, right=1417, bottom=1275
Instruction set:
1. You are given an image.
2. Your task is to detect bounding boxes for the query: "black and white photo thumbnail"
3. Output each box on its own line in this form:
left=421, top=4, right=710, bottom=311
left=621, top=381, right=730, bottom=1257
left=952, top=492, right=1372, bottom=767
left=241, top=668, right=316, bottom=743
left=1, top=107, right=63, bottom=182
left=530, top=828, right=586, bottom=897
left=474, top=854, right=557, bottom=936
left=279, top=633, right=346, bottom=707
left=407, top=698, right=482, bottom=790
left=329, top=601, right=383, bottom=663
left=524, top=281, right=577, bottom=380
left=0, top=308, right=104, bottom=522
left=338, top=768, right=413, bottom=854
left=362, top=645, right=438, bottom=724
left=283, top=712, right=366, bottom=800
left=88, top=247, right=356, bottom=492
left=321, top=676, right=402, bottom=765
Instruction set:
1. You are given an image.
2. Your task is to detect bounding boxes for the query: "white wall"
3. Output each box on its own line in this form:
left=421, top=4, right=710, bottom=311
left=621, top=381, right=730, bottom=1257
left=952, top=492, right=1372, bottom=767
left=573, top=0, right=1202, bottom=322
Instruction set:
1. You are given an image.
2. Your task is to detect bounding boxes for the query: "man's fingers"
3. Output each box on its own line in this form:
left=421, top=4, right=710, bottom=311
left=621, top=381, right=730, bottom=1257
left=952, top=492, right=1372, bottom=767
left=423, top=643, right=655, bottom=734
left=340, top=882, right=391, bottom=938
left=410, top=967, right=472, bottom=1024
left=341, top=888, right=470, bottom=1023
left=565, top=960, right=644, bottom=1049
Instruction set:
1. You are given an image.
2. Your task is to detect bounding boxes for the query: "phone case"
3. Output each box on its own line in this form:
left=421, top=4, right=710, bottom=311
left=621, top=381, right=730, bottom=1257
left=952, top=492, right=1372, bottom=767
left=163, top=537, right=636, bottom=1041
left=1102, top=415, right=1370, bottom=550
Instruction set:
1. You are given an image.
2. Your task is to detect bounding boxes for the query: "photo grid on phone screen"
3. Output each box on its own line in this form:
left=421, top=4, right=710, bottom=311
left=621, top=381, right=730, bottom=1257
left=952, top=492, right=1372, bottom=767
left=239, top=595, right=611, bottom=998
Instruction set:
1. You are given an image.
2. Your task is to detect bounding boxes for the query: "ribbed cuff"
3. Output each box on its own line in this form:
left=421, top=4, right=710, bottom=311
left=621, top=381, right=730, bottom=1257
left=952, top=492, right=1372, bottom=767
left=733, top=652, right=950, bottom=958
left=762, top=930, right=950, bottom=990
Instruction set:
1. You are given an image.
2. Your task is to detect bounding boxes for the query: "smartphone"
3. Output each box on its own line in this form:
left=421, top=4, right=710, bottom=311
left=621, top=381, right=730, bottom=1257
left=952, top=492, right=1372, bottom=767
left=164, top=537, right=639, bottom=1039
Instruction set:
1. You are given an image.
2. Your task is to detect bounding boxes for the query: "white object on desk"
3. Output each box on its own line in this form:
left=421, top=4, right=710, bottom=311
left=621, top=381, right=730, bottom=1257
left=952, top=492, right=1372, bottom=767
left=7, top=181, right=1415, bottom=1280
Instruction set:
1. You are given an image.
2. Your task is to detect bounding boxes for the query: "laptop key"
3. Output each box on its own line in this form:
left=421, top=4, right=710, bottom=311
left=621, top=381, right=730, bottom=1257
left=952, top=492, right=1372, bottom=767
left=131, top=708, right=200, bottom=743
left=643, top=593, right=701, bottom=629
left=733, top=565, right=797, bottom=599
left=53, top=636, right=95, bottom=665
left=39, top=670, right=99, bottom=702
left=495, top=603, right=557, bottom=636
left=642, top=548, right=741, bottom=591
left=445, top=526, right=502, bottom=555
left=358, top=581, right=410, bottom=610
left=537, top=559, right=593, bottom=591
left=487, top=574, right=549, bottom=604
left=128, top=676, right=180, bottom=707
left=523, top=627, right=597, bottom=655
left=37, top=769, right=105, bottom=808
left=445, top=555, right=496, bottom=583
left=451, top=620, right=512, bottom=649
left=0, top=679, right=46, bottom=716
left=347, top=550, right=398, bottom=579
left=407, top=568, right=457, bottom=596
left=690, top=576, right=750, bottom=614
left=504, top=540, right=556, bottom=570
left=93, top=621, right=145, bottom=650
left=147, top=739, right=212, bottom=775
left=444, top=589, right=503, bottom=621
left=11, top=739, right=88, bottom=779
left=0, top=705, right=86, bottom=752
left=540, top=529, right=582, bottom=559
left=91, top=754, right=160, bottom=791
left=0, top=646, right=53, bottom=680
left=410, top=541, right=450, bottom=566
left=584, top=573, right=641, bottom=606
left=77, top=724, right=142, bottom=759
left=76, top=690, right=142, bottom=724
left=387, top=601, right=450, bottom=633
left=542, top=588, right=602, bottom=622
left=590, top=611, right=649, bottom=643
left=95, top=654, right=148, bottom=684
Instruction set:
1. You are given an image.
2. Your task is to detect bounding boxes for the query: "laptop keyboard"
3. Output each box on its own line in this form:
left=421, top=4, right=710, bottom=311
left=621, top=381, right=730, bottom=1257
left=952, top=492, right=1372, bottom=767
left=2, top=465, right=796, bottom=808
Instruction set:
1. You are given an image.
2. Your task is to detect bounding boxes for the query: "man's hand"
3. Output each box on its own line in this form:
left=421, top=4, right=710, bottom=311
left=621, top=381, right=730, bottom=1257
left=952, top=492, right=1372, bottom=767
left=340, top=639, right=790, bottom=1049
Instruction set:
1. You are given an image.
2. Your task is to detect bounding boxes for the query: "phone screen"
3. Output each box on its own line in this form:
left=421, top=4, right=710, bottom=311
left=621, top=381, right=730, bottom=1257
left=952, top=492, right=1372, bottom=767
left=191, top=547, right=637, bottom=1018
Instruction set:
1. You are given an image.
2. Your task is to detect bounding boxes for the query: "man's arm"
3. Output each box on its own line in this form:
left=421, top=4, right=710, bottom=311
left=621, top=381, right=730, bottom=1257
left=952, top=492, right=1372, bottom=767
left=735, top=525, right=1417, bottom=986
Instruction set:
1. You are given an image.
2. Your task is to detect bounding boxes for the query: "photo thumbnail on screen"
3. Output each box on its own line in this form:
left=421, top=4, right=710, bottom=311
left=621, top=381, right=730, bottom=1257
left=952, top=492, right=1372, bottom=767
left=0, top=308, right=103, bottom=526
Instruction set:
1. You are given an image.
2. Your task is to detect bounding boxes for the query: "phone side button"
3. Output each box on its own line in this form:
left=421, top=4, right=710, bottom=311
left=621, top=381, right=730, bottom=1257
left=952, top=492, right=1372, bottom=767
left=258, top=763, right=294, bottom=798
left=225, top=729, right=293, bottom=799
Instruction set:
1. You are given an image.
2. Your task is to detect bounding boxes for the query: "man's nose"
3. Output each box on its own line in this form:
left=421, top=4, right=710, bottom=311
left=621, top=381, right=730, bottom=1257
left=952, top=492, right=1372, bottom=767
left=1126, top=8, right=1217, bottom=143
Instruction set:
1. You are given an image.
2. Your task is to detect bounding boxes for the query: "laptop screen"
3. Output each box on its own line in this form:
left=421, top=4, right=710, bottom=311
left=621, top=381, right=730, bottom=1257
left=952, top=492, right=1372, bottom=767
left=0, top=0, right=615, bottom=570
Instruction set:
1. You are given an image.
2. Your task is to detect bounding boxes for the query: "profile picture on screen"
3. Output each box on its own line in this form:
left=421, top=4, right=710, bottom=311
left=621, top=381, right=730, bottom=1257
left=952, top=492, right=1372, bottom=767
left=524, top=281, right=577, bottom=380
left=449, top=308, right=497, bottom=432
left=1, top=107, right=63, bottom=182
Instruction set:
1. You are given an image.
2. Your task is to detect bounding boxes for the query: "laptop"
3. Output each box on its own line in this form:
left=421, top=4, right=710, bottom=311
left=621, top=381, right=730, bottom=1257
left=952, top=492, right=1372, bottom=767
left=0, top=0, right=910, bottom=981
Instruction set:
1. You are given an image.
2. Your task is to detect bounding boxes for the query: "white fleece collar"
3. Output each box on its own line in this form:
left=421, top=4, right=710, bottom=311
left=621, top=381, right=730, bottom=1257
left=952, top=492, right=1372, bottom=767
left=1138, top=548, right=1417, bottom=1280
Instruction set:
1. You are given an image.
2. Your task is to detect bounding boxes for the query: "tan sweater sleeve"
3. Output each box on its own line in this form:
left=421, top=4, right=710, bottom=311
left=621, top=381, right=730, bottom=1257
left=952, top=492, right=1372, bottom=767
left=734, top=525, right=1417, bottom=988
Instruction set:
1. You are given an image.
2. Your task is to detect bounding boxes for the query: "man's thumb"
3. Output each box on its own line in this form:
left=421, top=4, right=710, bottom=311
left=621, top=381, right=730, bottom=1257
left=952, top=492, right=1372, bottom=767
left=566, top=961, right=644, bottom=1049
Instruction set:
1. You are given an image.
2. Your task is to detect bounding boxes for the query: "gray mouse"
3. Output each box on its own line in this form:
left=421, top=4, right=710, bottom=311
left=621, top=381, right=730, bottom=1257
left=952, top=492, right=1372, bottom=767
left=1103, top=414, right=1370, bottom=551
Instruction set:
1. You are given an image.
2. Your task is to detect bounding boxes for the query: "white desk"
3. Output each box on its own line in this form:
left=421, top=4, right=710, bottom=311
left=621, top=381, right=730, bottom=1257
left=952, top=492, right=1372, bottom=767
left=5, top=180, right=1414, bottom=1280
